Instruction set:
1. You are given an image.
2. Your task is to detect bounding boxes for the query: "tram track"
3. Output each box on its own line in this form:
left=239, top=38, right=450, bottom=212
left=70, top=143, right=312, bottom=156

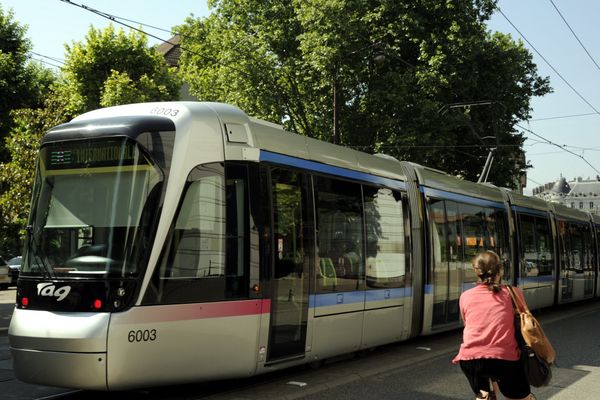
left=34, top=390, right=81, bottom=400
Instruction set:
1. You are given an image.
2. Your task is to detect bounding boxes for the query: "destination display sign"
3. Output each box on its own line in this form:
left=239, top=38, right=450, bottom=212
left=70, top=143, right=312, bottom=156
left=44, top=140, right=140, bottom=169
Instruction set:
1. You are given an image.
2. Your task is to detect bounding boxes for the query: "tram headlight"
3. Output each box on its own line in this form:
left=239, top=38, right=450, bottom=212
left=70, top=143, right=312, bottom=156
left=112, top=286, right=126, bottom=310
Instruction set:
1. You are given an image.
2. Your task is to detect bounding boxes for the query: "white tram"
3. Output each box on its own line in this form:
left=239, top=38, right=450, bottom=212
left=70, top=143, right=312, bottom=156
left=8, top=102, right=600, bottom=390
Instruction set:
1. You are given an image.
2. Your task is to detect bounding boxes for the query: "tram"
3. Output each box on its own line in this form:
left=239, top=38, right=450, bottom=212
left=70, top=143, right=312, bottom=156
left=8, top=102, right=599, bottom=390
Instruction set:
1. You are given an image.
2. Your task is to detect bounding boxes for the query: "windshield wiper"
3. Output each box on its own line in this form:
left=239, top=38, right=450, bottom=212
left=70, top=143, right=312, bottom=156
left=25, top=225, right=55, bottom=280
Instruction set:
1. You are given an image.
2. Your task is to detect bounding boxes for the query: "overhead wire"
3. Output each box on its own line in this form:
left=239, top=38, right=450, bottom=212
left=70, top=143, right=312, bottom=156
left=100, top=15, right=176, bottom=36
left=496, top=7, right=600, bottom=116
left=346, top=144, right=521, bottom=151
left=30, top=57, right=63, bottom=69
left=57, top=0, right=600, bottom=178
left=548, top=0, right=600, bottom=72
left=58, top=0, right=179, bottom=48
left=530, top=112, right=598, bottom=121
left=525, top=138, right=600, bottom=152
left=495, top=5, right=600, bottom=180
left=355, top=21, right=592, bottom=177
left=57, top=0, right=259, bottom=82
left=527, top=177, right=544, bottom=187
left=58, top=0, right=310, bottom=134
left=29, top=51, right=65, bottom=65
left=517, top=124, right=600, bottom=175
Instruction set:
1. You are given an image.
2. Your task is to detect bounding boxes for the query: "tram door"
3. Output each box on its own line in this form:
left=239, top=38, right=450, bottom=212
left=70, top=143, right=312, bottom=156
left=430, top=200, right=507, bottom=327
left=430, top=200, right=461, bottom=326
left=267, top=168, right=310, bottom=361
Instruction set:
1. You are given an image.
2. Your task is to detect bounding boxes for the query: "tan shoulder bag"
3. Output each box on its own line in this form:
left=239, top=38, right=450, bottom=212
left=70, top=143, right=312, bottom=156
left=506, top=285, right=556, bottom=364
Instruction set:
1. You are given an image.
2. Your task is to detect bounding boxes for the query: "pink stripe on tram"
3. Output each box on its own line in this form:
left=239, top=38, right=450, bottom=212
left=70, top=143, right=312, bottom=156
left=126, top=299, right=271, bottom=324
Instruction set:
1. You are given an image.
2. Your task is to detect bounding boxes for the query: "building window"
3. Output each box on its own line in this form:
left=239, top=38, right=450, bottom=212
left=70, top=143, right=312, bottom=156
left=590, top=202, right=594, bottom=209
left=571, top=202, right=575, bottom=208
left=579, top=202, right=584, bottom=209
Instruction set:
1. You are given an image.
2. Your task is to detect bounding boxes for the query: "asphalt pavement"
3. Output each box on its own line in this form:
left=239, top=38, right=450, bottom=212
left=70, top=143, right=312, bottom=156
left=0, top=287, right=16, bottom=334
left=1, top=289, right=600, bottom=399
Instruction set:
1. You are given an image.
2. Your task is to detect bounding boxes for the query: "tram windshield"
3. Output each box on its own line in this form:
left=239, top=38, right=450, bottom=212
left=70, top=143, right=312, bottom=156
left=23, top=138, right=163, bottom=278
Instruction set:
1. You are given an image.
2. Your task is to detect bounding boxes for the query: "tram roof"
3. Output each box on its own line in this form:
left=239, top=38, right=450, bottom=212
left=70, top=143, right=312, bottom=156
left=58, top=102, right=408, bottom=184
left=406, top=162, right=505, bottom=204
left=248, top=120, right=407, bottom=183
left=504, top=189, right=552, bottom=213
left=550, top=202, right=593, bottom=223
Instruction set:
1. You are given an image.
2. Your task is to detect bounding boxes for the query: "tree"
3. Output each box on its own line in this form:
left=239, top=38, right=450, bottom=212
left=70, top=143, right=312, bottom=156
left=0, top=24, right=181, bottom=256
left=177, top=0, right=551, bottom=188
left=0, top=6, right=54, bottom=162
left=62, top=24, right=181, bottom=113
left=0, top=95, right=68, bottom=256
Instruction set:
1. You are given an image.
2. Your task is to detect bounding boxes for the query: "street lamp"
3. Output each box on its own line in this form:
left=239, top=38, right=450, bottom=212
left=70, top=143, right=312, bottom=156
left=332, top=43, right=386, bottom=145
left=332, top=63, right=341, bottom=145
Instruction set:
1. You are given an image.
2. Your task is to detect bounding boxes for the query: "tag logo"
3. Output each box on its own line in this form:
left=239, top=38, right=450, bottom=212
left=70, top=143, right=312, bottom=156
left=37, top=283, right=71, bottom=301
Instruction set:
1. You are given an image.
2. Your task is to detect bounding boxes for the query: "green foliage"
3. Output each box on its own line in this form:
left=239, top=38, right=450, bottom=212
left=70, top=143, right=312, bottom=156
left=0, top=23, right=181, bottom=256
left=0, top=86, right=71, bottom=256
left=178, top=0, right=551, bottom=188
left=0, top=6, right=55, bottom=162
left=0, top=6, right=57, bottom=255
left=63, top=24, right=180, bottom=112
left=100, top=69, right=181, bottom=107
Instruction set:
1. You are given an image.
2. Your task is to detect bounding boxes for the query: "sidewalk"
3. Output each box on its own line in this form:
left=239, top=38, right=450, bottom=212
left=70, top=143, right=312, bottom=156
left=548, top=364, right=600, bottom=400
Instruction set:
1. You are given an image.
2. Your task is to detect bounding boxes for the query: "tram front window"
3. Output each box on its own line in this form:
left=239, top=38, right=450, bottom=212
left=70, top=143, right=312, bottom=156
left=23, top=138, right=162, bottom=278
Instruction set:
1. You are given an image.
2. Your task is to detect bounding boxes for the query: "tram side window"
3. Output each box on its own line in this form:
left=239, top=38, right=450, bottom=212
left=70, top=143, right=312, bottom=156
left=458, top=204, right=509, bottom=282
left=315, top=177, right=363, bottom=293
left=556, top=220, right=593, bottom=274
left=429, top=199, right=448, bottom=286
left=430, top=200, right=448, bottom=262
left=583, top=224, right=593, bottom=273
left=485, top=209, right=509, bottom=256
left=459, top=204, right=486, bottom=261
left=445, top=201, right=464, bottom=280
left=569, top=223, right=591, bottom=273
left=535, top=217, right=554, bottom=276
left=271, top=168, right=308, bottom=278
left=364, top=186, right=408, bottom=288
left=517, top=213, right=554, bottom=278
left=150, top=163, right=249, bottom=304
left=429, top=199, right=463, bottom=325
left=582, top=223, right=594, bottom=295
left=596, top=224, right=600, bottom=274
left=519, top=214, right=538, bottom=277
left=570, top=225, right=582, bottom=271
left=557, top=220, right=570, bottom=272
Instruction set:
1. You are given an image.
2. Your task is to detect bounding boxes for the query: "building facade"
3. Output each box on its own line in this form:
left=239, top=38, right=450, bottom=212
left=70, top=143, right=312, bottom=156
left=532, top=176, right=600, bottom=215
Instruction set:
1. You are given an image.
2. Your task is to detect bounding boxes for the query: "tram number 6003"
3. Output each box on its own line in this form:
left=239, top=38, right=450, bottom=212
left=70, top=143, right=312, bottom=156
left=150, top=107, right=179, bottom=117
left=128, top=329, right=157, bottom=343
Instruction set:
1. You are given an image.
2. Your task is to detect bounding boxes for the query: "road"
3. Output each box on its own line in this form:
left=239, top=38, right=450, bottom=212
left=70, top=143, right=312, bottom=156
left=0, top=290, right=599, bottom=399
left=0, top=287, right=16, bottom=333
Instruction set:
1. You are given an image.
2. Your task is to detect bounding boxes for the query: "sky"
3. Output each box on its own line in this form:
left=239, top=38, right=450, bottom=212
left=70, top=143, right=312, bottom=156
left=487, top=1, right=600, bottom=193
left=2, top=0, right=600, bottom=195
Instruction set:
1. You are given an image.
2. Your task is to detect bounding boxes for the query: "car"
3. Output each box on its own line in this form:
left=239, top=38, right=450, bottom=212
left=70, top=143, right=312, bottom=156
left=0, top=257, right=10, bottom=290
left=7, top=256, right=21, bottom=286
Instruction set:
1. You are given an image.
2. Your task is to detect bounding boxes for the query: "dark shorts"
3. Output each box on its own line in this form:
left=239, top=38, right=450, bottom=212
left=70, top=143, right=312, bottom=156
left=459, top=358, right=530, bottom=399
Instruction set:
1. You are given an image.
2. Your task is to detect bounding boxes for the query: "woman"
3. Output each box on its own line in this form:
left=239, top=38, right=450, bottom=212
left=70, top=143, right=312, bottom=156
left=453, top=250, right=535, bottom=400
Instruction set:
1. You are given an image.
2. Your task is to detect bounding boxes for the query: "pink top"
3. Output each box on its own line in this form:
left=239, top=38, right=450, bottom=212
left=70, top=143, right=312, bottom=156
left=452, top=284, right=524, bottom=364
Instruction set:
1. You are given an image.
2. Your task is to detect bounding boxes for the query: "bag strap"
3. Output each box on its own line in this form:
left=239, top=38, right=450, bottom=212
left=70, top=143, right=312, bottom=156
left=506, top=285, right=527, bottom=313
